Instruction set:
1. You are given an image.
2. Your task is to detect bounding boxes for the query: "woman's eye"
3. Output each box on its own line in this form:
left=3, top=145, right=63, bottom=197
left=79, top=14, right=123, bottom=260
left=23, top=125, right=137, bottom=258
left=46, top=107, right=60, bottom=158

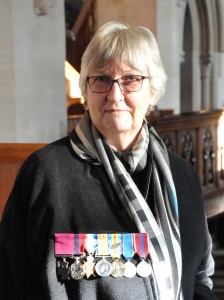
left=122, top=76, right=142, bottom=84
left=123, top=75, right=139, bottom=81
left=96, top=76, right=110, bottom=83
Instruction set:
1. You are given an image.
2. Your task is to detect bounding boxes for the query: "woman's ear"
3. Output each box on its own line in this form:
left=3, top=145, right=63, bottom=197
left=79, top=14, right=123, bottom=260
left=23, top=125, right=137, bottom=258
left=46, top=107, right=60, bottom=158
left=150, top=86, right=157, bottom=101
left=146, top=104, right=155, bottom=116
left=85, top=102, right=88, bottom=110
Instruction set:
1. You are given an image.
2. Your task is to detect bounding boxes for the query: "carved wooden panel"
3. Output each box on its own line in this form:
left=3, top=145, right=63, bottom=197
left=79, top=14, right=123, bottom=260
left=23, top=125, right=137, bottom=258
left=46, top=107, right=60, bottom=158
left=220, top=146, right=224, bottom=183
left=159, top=132, right=176, bottom=153
left=201, top=126, right=217, bottom=190
left=153, top=110, right=224, bottom=203
left=178, top=129, right=197, bottom=168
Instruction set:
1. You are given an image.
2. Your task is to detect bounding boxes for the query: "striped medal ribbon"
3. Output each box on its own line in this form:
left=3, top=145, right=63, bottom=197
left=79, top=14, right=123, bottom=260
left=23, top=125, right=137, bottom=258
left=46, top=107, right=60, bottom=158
left=70, top=233, right=86, bottom=280
left=134, top=233, right=152, bottom=278
left=123, top=233, right=136, bottom=278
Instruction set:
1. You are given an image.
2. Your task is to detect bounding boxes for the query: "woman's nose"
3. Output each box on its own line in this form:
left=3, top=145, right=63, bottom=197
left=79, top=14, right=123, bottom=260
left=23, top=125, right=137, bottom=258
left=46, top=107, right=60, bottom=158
left=107, top=81, right=125, bottom=103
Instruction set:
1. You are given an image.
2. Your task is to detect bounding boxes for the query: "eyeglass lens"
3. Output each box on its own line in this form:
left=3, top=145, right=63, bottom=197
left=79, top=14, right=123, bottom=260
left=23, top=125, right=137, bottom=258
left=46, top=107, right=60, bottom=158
left=88, top=75, right=145, bottom=93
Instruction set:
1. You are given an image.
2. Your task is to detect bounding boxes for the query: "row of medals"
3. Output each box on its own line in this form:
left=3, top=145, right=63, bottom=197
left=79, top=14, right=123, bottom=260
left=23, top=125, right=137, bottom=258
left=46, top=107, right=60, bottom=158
left=57, top=253, right=152, bottom=280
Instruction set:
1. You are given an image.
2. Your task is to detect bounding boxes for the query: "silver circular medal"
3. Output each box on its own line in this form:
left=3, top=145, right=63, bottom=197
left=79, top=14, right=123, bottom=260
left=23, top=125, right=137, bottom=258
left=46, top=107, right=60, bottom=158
left=123, top=260, right=137, bottom=278
left=95, top=258, right=113, bottom=277
left=70, top=261, right=85, bottom=280
left=111, top=260, right=125, bottom=278
left=136, top=260, right=152, bottom=278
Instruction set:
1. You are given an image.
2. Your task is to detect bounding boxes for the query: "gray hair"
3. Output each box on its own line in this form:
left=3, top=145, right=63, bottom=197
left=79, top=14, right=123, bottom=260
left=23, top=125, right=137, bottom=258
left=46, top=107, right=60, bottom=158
left=79, top=21, right=167, bottom=104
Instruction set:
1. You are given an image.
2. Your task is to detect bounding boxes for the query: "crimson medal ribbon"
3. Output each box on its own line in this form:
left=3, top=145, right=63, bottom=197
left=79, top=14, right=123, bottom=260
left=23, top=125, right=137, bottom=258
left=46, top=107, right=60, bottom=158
left=134, top=233, right=149, bottom=259
left=54, top=233, right=86, bottom=256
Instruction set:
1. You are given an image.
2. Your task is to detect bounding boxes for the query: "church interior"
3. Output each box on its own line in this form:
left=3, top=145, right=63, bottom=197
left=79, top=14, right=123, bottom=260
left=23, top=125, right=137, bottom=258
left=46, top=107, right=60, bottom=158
left=0, top=0, right=224, bottom=298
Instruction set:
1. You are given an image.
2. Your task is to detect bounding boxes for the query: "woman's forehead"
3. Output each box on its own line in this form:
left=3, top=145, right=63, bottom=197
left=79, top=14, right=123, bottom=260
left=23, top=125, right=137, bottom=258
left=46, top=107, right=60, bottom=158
left=92, top=60, right=147, bottom=74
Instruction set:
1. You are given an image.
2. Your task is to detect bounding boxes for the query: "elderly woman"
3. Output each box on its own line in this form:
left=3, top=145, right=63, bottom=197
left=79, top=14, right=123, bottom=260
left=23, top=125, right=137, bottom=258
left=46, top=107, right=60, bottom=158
left=0, top=22, right=215, bottom=300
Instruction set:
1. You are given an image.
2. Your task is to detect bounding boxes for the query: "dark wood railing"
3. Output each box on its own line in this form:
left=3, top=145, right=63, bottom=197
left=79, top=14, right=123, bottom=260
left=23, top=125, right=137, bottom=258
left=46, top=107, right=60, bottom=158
left=149, top=109, right=224, bottom=220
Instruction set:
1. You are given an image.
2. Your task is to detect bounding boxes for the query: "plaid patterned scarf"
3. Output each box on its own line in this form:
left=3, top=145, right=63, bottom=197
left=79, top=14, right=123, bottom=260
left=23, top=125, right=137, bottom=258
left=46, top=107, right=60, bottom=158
left=70, top=112, right=183, bottom=300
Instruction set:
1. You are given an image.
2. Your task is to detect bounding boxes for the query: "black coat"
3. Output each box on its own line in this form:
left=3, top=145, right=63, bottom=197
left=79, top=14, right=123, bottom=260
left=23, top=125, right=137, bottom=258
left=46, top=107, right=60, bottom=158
left=0, top=136, right=216, bottom=299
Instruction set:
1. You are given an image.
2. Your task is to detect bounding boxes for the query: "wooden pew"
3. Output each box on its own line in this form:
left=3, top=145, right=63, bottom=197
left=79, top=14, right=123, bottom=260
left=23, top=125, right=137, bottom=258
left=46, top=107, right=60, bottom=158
left=152, top=110, right=224, bottom=219
left=0, top=143, right=46, bottom=219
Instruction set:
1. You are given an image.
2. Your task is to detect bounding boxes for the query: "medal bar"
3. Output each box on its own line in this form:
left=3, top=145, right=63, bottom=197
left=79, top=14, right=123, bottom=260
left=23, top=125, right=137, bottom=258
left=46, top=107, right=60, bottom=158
left=54, top=233, right=152, bottom=280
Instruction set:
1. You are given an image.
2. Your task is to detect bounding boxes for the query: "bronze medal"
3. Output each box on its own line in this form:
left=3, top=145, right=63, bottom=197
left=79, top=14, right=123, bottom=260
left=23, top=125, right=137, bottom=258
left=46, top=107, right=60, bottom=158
left=82, top=254, right=95, bottom=278
left=111, top=260, right=125, bottom=278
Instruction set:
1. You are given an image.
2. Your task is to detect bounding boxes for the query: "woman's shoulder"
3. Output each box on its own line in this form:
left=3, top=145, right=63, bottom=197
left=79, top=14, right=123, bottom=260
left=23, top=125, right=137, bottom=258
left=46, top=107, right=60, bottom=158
left=33, top=136, right=71, bottom=158
left=168, top=150, right=203, bottom=199
left=168, top=150, right=201, bottom=187
left=18, top=136, right=81, bottom=176
left=168, top=150, right=197, bottom=174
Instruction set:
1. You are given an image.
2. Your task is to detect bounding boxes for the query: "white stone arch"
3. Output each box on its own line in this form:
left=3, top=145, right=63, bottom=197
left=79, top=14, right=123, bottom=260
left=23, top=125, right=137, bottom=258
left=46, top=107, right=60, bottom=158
left=213, top=0, right=224, bottom=108
left=178, top=0, right=202, bottom=112
left=187, top=0, right=201, bottom=111
left=195, top=0, right=218, bottom=109
left=156, top=0, right=188, bottom=113
left=177, top=0, right=217, bottom=112
left=208, top=0, right=224, bottom=109
left=173, top=0, right=203, bottom=113
left=156, top=0, right=224, bottom=113
left=216, top=0, right=224, bottom=52
left=178, top=1, right=194, bottom=113
left=156, top=0, right=203, bottom=113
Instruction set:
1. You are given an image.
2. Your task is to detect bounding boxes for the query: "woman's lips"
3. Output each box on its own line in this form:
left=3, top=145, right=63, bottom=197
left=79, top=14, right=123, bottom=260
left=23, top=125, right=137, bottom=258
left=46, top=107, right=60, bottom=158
left=105, top=108, right=128, bottom=113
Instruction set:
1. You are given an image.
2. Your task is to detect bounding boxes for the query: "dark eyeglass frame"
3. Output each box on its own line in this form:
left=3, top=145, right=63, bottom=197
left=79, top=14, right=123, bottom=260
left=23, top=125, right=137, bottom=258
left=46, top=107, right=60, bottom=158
left=86, top=75, right=151, bottom=93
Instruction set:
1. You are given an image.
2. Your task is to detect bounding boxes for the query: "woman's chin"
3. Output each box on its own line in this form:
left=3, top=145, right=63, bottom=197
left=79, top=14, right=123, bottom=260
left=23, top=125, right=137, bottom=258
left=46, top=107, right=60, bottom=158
left=105, top=120, right=131, bottom=133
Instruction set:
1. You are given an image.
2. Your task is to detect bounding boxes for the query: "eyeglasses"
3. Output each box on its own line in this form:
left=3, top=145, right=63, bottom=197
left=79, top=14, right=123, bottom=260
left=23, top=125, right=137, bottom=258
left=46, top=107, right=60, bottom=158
left=87, top=75, right=151, bottom=93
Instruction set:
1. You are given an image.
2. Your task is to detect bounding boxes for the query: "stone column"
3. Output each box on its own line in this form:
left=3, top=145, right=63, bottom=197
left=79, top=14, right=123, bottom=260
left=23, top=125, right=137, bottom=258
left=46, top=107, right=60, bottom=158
left=200, top=53, right=213, bottom=110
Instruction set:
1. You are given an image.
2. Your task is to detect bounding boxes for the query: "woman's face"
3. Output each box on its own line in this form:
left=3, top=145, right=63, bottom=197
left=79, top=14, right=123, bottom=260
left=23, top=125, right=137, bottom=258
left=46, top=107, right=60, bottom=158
left=86, top=60, right=154, bottom=141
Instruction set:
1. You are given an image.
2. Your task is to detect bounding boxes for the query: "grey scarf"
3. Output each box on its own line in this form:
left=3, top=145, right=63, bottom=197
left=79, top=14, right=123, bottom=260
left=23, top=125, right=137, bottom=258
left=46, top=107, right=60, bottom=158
left=70, top=112, right=183, bottom=300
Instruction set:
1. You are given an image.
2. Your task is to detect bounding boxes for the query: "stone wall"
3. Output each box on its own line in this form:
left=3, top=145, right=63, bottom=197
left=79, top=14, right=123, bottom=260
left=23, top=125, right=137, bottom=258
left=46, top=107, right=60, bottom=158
left=0, top=0, right=67, bottom=142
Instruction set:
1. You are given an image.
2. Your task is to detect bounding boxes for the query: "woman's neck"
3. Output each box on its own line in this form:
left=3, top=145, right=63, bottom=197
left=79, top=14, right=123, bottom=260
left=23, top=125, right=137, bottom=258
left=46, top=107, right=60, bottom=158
left=103, top=129, right=141, bottom=151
